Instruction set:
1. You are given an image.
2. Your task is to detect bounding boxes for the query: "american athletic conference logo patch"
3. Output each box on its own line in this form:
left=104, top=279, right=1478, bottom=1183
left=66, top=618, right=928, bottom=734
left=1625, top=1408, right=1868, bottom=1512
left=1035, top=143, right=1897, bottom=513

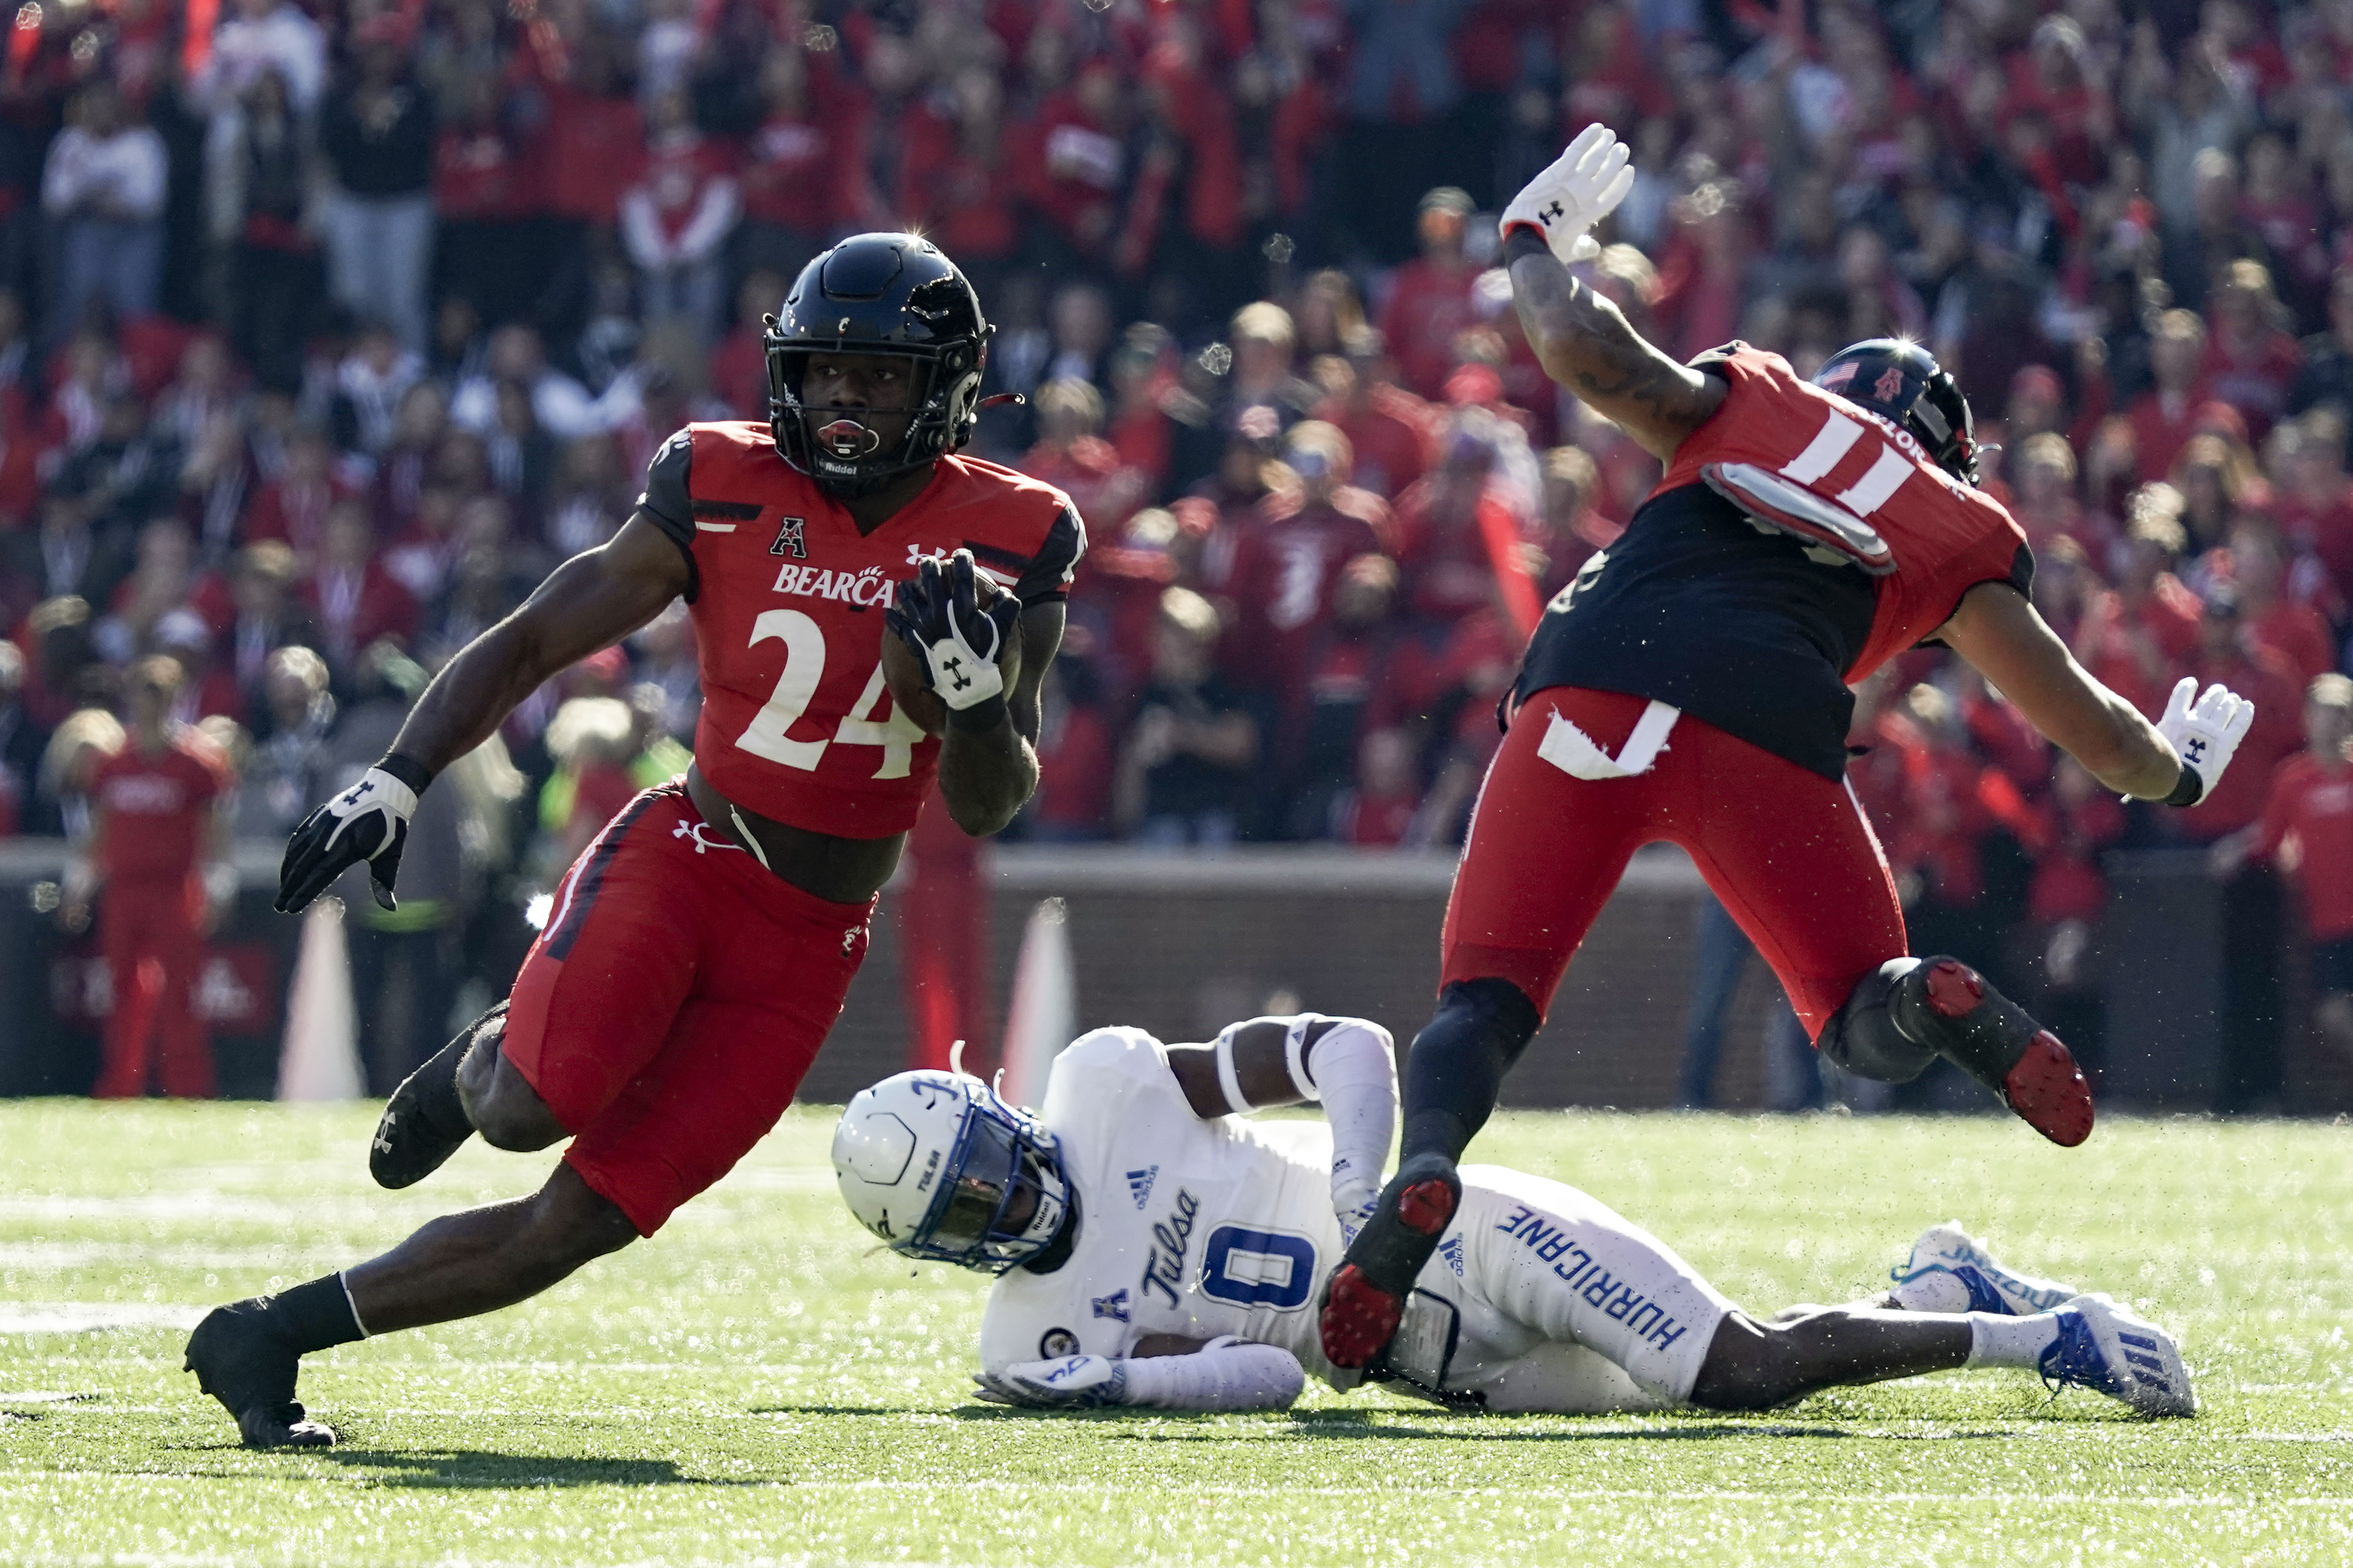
left=770, top=517, right=807, bottom=558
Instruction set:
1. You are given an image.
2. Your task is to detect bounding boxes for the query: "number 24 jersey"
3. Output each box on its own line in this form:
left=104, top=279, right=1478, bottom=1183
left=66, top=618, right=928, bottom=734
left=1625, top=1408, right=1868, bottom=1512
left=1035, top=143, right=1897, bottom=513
left=638, top=421, right=1085, bottom=838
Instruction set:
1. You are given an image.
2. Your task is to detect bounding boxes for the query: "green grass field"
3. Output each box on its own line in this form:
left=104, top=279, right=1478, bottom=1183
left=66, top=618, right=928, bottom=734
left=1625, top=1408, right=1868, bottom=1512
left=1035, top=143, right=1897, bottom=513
left=2, top=1100, right=2349, bottom=1568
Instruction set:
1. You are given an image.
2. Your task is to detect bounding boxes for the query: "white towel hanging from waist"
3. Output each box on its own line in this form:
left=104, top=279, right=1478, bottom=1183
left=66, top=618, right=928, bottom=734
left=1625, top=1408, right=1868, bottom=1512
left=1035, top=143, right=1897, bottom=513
left=1535, top=700, right=1681, bottom=780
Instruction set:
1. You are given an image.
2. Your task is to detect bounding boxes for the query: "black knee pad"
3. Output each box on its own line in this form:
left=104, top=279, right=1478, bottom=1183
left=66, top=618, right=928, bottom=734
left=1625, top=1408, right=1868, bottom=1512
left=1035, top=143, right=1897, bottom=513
left=1401, top=979, right=1543, bottom=1164
left=1818, top=959, right=1938, bottom=1084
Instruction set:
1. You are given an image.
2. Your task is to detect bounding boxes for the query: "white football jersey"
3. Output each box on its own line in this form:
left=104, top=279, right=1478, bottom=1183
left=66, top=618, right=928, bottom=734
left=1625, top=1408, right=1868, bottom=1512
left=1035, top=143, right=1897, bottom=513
left=979, top=1027, right=1350, bottom=1384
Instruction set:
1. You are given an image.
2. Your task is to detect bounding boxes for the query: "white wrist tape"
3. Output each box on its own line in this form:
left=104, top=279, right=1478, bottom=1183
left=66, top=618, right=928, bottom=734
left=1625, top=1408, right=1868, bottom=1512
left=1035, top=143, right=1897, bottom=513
left=1120, top=1337, right=1305, bottom=1412
left=1213, top=1032, right=1249, bottom=1115
left=1308, top=1017, right=1398, bottom=1211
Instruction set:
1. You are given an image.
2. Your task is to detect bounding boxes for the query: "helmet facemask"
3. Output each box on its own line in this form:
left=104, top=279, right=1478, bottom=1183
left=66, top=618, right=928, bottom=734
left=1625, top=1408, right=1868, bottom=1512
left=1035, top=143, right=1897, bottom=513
left=905, top=1087, right=1071, bottom=1273
left=765, top=340, right=957, bottom=499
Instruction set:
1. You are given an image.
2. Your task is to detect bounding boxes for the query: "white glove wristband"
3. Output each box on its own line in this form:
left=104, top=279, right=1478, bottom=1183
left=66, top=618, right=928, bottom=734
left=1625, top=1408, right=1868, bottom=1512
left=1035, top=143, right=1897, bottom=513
left=1120, top=1337, right=1306, bottom=1412
left=923, top=600, right=1008, bottom=712
left=1500, top=122, right=1636, bottom=267
left=2151, top=676, right=2256, bottom=806
left=326, top=766, right=419, bottom=858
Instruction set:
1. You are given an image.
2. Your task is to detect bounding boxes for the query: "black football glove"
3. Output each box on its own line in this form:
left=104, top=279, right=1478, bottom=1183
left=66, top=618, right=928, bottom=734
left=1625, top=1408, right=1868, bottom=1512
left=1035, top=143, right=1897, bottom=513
left=277, top=755, right=432, bottom=914
left=886, top=549, right=1022, bottom=717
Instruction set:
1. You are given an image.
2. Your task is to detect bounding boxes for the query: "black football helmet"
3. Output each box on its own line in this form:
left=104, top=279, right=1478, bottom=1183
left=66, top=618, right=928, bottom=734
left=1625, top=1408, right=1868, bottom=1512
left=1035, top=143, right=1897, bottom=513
left=1812, top=339, right=1981, bottom=486
left=764, top=233, right=992, bottom=497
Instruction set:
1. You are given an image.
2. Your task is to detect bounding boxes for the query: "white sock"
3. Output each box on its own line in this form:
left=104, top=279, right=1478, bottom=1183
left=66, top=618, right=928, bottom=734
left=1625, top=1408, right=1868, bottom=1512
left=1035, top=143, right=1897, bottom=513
left=1965, top=1310, right=2061, bottom=1369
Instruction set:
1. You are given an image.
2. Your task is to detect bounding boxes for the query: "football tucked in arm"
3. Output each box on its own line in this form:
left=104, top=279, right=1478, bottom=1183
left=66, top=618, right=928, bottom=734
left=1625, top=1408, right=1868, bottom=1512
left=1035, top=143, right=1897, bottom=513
left=883, top=554, right=1023, bottom=735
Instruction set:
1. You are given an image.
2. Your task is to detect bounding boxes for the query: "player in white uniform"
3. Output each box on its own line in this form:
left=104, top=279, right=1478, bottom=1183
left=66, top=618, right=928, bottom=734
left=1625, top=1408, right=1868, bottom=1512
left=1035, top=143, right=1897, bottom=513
left=830, top=1017, right=2194, bottom=1418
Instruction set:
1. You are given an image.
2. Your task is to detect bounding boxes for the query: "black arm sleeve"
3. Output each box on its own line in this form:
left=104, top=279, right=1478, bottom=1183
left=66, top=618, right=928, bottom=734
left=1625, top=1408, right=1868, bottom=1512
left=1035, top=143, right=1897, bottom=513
left=636, top=428, right=700, bottom=602
left=1013, top=505, right=1087, bottom=606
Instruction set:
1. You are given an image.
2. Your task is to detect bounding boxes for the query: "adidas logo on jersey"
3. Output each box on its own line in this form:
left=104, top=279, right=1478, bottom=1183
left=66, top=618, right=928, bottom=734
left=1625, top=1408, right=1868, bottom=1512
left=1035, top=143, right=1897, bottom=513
left=1126, top=1166, right=1159, bottom=1209
left=1440, top=1237, right=1467, bottom=1277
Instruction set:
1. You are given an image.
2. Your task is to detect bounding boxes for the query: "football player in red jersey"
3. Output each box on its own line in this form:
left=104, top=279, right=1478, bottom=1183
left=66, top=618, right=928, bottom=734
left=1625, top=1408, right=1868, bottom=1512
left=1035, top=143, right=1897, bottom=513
left=184, top=234, right=1084, bottom=1448
left=1319, top=128, right=2264, bottom=1372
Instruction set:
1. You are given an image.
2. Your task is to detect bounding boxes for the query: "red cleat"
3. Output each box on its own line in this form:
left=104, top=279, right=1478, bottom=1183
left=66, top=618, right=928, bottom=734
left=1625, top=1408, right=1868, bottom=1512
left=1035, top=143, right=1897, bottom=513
left=1318, top=1263, right=1406, bottom=1370
left=1318, top=1159, right=1462, bottom=1369
left=1896, top=957, right=2095, bottom=1148
left=2000, top=1030, right=2095, bottom=1149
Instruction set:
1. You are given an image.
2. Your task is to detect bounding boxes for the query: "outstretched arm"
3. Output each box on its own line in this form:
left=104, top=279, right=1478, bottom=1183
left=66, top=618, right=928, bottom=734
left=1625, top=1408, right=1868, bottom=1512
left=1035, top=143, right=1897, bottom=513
left=390, top=515, right=691, bottom=774
left=1497, top=123, right=1724, bottom=462
left=1506, top=239, right=1725, bottom=463
left=276, top=516, right=690, bottom=912
left=1938, top=581, right=2185, bottom=800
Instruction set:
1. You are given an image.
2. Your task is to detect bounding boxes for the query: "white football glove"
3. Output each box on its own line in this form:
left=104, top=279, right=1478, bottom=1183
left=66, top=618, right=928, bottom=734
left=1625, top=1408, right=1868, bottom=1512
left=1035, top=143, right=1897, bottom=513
left=1500, top=122, right=1636, bottom=266
left=886, top=549, right=1020, bottom=714
left=277, top=761, right=424, bottom=913
left=2154, top=676, right=2256, bottom=806
left=973, top=1355, right=1129, bottom=1409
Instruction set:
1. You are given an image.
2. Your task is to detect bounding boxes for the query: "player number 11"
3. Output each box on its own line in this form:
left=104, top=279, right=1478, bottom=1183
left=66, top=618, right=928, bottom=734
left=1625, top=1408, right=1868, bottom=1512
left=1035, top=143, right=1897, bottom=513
left=735, top=608, right=926, bottom=778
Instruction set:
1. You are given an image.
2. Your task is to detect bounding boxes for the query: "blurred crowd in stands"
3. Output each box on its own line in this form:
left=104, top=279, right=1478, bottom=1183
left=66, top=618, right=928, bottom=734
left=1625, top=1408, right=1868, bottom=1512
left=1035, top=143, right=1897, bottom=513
left=0, top=0, right=2350, bottom=1106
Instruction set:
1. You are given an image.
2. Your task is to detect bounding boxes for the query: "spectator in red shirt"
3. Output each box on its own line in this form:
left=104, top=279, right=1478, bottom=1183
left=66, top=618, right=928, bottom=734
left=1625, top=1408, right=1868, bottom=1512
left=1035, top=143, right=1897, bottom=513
left=2272, top=408, right=2353, bottom=601
left=900, top=67, right=1023, bottom=273
left=1022, top=377, right=1145, bottom=534
left=432, top=76, right=534, bottom=329
left=736, top=46, right=876, bottom=284
left=1377, top=187, right=1481, bottom=401
left=2201, top=260, right=2304, bottom=445
left=1011, top=55, right=1128, bottom=269
left=242, top=424, right=352, bottom=559
left=1225, top=421, right=1393, bottom=697
left=1312, top=329, right=1435, bottom=500
left=2075, top=493, right=2204, bottom=719
left=66, top=655, right=233, bottom=1099
left=1533, top=444, right=1616, bottom=600
left=619, top=86, right=739, bottom=342
left=2127, top=309, right=2214, bottom=487
left=297, top=500, right=418, bottom=678
left=1334, top=725, right=1421, bottom=847
left=2231, top=523, right=2338, bottom=685
left=1104, top=328, right=1178, bottom=500
left=2242, top=675, right=2353, bottom=1059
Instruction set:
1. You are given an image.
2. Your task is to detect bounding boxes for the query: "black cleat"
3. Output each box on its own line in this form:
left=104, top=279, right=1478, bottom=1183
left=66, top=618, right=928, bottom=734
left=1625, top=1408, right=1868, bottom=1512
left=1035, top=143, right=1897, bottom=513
left=1894, top=958, right=2094, bottom=1148
left=370, top=1002, right=502, bottom=1189
left=184, top=1304, right=336, bottom=1448
left=1318, top=1153, right=1461, bottom=1369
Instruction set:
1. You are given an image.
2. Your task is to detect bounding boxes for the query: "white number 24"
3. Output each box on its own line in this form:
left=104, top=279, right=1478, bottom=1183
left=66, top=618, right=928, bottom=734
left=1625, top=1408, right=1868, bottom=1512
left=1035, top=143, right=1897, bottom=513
left=734, top=608, right=926, bottom=778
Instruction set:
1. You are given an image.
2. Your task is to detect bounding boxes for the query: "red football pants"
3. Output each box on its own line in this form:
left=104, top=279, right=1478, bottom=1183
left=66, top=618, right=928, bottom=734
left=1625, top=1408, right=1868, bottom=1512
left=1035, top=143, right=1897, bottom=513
left=94, top=876, right=214, bottom=1099
left=503, top=782, right=875, bottom=1236
left=1441, top=687, right=1907, bottom=1037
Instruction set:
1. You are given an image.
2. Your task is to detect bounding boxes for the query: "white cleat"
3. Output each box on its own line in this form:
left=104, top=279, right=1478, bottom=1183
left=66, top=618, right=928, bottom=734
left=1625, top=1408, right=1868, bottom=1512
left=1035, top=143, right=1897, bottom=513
left=1890, top=1222, right=2078, bottom=1316
left=2039, top=1293, right=2197, bottom=1419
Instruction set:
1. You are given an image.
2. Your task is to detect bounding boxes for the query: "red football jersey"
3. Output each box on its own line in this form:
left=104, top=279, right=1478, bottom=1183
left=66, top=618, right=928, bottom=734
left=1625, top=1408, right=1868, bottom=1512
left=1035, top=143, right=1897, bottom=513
left=1657, top=344, right=2031, bottom=680
left=2256, top=752, right=2353, bottom=944
left=639, top=423, right=1085, bottom=839
left=92, top=731, right=228, bottom=883
left=1516, top=344, right=2031, bottom=780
